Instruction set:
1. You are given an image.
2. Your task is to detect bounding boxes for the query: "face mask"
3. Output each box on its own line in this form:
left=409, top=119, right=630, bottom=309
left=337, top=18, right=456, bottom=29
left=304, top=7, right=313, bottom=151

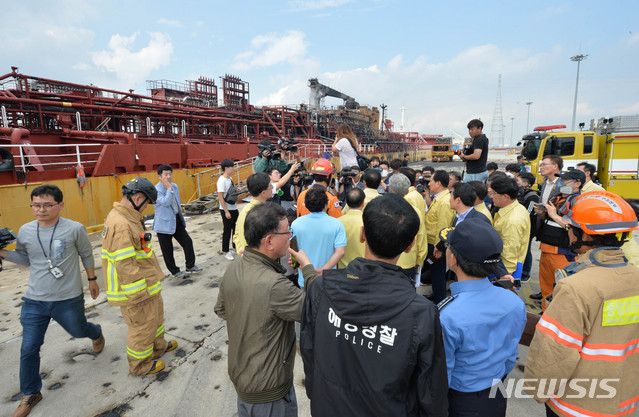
left=560, top=186, right=573, bottom=195
left=381, top=170, right=388, bottom=178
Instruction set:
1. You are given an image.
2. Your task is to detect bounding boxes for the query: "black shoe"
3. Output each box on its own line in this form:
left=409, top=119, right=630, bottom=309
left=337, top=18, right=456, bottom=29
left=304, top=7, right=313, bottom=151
left=520, top=274, right=531, bottom=283
left=530, top=292, right=543, bottom=300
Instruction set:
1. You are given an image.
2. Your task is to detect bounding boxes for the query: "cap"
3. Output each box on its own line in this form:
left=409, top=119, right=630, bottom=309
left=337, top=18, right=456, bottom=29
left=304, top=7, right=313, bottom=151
left=555, top=169, right=586, bottom=183
left=439, top=221, right=503, bottom=264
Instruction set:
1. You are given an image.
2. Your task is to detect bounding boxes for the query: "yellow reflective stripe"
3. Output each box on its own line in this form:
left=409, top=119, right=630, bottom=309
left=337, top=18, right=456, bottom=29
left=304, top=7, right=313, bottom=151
left=148, top=282, right=161, bottom=296
left=135, top=249, right=154, bottom=259
left=126, top=346, right=153, bottom=359
left=156, top=323, right=165, bottom=338
left=107, top=292, right=128, bottom=301
left=104, top=258, right=129, bottom=301
left=120, top=278, right=147, bottom=295
left=101, top=246, right=136, bottom=261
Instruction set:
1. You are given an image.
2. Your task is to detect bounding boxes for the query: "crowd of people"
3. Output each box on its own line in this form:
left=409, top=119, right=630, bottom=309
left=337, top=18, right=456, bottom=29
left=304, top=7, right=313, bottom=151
left=1, top=119, right=638, bottom=417
left=211, top=121, right=639, bottom=417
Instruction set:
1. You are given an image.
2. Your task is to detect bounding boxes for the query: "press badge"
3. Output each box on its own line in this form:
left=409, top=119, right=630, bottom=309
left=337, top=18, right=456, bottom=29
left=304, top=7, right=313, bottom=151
left=47, top=259, right=64, bottom=279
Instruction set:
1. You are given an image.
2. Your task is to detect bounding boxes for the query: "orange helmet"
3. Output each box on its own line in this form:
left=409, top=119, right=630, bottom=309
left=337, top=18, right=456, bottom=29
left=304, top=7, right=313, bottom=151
left=311, top=158, right=336, bottom=176
left=562, top=191, right=638, bottom=235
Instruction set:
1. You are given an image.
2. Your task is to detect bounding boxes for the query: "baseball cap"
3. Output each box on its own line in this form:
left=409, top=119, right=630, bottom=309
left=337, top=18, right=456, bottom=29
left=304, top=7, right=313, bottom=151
left=555, top=169, right=586, bottom=183
left=439, top=221, right=502, bottom=264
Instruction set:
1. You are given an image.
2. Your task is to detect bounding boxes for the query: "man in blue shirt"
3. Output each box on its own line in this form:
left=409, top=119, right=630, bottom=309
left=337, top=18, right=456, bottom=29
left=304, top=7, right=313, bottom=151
left=291, top=188, right=346, bottom=287
left=438, top=220, right=526, bottom=417
left=153, top=165, right=202, bottom=278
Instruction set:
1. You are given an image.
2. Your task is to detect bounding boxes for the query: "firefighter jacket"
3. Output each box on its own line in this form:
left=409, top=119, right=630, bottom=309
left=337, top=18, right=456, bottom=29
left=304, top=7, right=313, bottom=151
left=425, top=189, right=455, bottom=246
left=493, top=199, right=531, bottom=276
left=101, top=202, right=164, bottom=306
left=301, top=258, right=449, bottom=416
left=297, top=185, right=342, bottom=218
left=524, top=248, right=639, bottom=416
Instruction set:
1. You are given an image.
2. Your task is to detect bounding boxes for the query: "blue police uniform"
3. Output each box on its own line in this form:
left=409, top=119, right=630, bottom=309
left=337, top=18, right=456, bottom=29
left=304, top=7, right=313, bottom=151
left=437, top=220, right=527, bottom=417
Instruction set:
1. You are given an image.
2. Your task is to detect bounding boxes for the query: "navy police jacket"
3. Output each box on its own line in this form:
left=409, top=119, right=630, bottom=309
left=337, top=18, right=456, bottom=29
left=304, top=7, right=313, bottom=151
left=301, top=258, right=449, bottom=416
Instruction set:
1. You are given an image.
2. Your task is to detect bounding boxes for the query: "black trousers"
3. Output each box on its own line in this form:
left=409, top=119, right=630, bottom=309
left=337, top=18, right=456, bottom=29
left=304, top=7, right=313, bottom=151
left=220, top=209, right=239, bottom=253
left=448, top=386, right=507, bottom=417
left=427, top=244, right=447, bottom=304
left=545, top=404, right=560, bottom=417
left=157, top=215, right=196, bottom=274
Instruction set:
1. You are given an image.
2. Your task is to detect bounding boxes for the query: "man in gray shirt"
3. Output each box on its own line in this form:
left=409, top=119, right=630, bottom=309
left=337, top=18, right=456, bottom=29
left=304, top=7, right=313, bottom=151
left=0, top=184, right=104, bottom=417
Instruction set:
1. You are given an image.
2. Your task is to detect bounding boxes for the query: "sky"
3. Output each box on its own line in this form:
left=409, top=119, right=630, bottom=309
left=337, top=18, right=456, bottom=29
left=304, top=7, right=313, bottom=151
left=1, top=0, right=638, bottom=145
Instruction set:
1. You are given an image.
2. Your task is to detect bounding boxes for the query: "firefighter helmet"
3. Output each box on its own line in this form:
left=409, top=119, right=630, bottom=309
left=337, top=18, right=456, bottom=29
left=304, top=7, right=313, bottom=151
left=122, top=177, right=158, bottom=204
left=562, top=191, right=638, bottom=235
left=311, top=158, right=336, bottom=176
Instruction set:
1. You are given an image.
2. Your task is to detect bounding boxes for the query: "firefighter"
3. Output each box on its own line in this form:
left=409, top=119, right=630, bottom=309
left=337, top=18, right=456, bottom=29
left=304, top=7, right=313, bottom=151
left=296, top=158, right=342, bottom=218
left=101, top=177, right=178, bottom=375
left=524, top=191, right=639, bottom=416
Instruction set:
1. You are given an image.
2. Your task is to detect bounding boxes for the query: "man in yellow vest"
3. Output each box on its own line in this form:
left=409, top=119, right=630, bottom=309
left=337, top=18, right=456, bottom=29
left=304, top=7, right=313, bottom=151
left=337, top=188, right=366, bottom=268
left=425, top=170, right=456, bottom=303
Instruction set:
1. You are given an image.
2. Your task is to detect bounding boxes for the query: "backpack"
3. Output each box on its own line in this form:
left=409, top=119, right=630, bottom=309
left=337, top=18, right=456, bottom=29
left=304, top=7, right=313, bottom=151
left=344, top=138, right=370, bottom=170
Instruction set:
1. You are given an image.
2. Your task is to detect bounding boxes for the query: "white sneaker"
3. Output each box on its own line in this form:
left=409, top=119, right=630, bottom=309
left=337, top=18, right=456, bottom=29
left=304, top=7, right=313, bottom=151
left=224, top=252, right=234, bottom=261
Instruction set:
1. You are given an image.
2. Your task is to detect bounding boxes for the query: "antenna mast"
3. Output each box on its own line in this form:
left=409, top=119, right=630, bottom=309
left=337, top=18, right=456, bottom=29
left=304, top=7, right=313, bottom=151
left=490, top=74, right=504, bottom=147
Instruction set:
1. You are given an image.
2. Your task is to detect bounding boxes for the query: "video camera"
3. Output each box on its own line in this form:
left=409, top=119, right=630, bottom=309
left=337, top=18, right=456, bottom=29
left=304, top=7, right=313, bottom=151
left=293, top=167, right=313, bottom=186
left=258, top=142, right=281, bottom=160
left=279, top=138, right=299, bottom=153
left=0, top=228, right=17, bottom=272
left=338, top=168, right=358, bottom=187
left=416, top=174, right=431, bottom=193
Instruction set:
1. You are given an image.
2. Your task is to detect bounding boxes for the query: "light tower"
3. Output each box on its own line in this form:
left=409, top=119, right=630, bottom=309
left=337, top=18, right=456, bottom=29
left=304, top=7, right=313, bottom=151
left=525, top=101, right=533, bottom=133
left=570, top=54, right=588, bottom=130
left=490, top=74, right=504, bottom=146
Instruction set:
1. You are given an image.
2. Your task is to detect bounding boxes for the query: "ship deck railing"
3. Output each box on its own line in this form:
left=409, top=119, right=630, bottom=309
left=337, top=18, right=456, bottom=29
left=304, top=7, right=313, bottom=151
left=3, top=143, right=103, bottom=172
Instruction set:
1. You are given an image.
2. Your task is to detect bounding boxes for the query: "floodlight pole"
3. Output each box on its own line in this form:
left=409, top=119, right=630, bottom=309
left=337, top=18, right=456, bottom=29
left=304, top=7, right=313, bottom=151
left=570, top=54, right=588, bottom=130
left=525, top=101, right=532, bottom=133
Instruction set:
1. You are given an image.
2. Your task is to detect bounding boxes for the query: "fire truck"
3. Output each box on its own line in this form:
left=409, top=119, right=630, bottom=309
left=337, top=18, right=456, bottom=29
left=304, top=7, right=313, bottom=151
left=432, top=137, right=454, bottom=162
left=519, top=115, right=639, bottom=199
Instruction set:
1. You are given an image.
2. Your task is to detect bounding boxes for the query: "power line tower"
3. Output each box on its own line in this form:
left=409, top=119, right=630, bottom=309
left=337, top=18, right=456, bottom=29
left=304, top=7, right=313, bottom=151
left=490, top=74, right=504, bottom=147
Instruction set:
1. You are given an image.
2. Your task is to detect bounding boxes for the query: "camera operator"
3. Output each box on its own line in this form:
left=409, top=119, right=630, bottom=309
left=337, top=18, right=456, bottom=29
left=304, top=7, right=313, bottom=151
left=419, top=166, right=435, bottom=208
left=289, top=165, right=313, bottom=205
left=254, top=138, right=301, bottom=173
left=461, top=119, right=490, bottom=183
left=338, top=166, right=364, bottom=205
left=266, top=161, right=301, bottom=207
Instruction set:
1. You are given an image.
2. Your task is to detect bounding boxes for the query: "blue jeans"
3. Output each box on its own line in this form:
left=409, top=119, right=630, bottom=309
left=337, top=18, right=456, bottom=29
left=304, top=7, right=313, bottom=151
left=19, top=295, right=100, bottom=395
left=464, top=171, right=488, bottom=183
left=523, top=239, right=533, bottom=277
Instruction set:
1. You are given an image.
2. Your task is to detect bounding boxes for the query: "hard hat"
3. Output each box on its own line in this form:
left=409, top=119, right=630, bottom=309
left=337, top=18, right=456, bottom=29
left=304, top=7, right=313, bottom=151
left=311, top=158, right=336, bottom=176
left=562, top=191, right=638, bottom=235
left=122, top=177, right=158, bottom=204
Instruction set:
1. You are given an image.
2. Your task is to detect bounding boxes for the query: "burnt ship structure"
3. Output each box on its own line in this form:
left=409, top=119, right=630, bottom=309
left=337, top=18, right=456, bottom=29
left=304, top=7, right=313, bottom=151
left=0, top=67, right=431, bottom=231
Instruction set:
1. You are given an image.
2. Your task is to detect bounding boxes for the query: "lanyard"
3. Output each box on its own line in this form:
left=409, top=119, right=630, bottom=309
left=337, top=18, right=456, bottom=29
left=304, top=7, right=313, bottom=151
left=36, top=219, right=60, bottom=260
